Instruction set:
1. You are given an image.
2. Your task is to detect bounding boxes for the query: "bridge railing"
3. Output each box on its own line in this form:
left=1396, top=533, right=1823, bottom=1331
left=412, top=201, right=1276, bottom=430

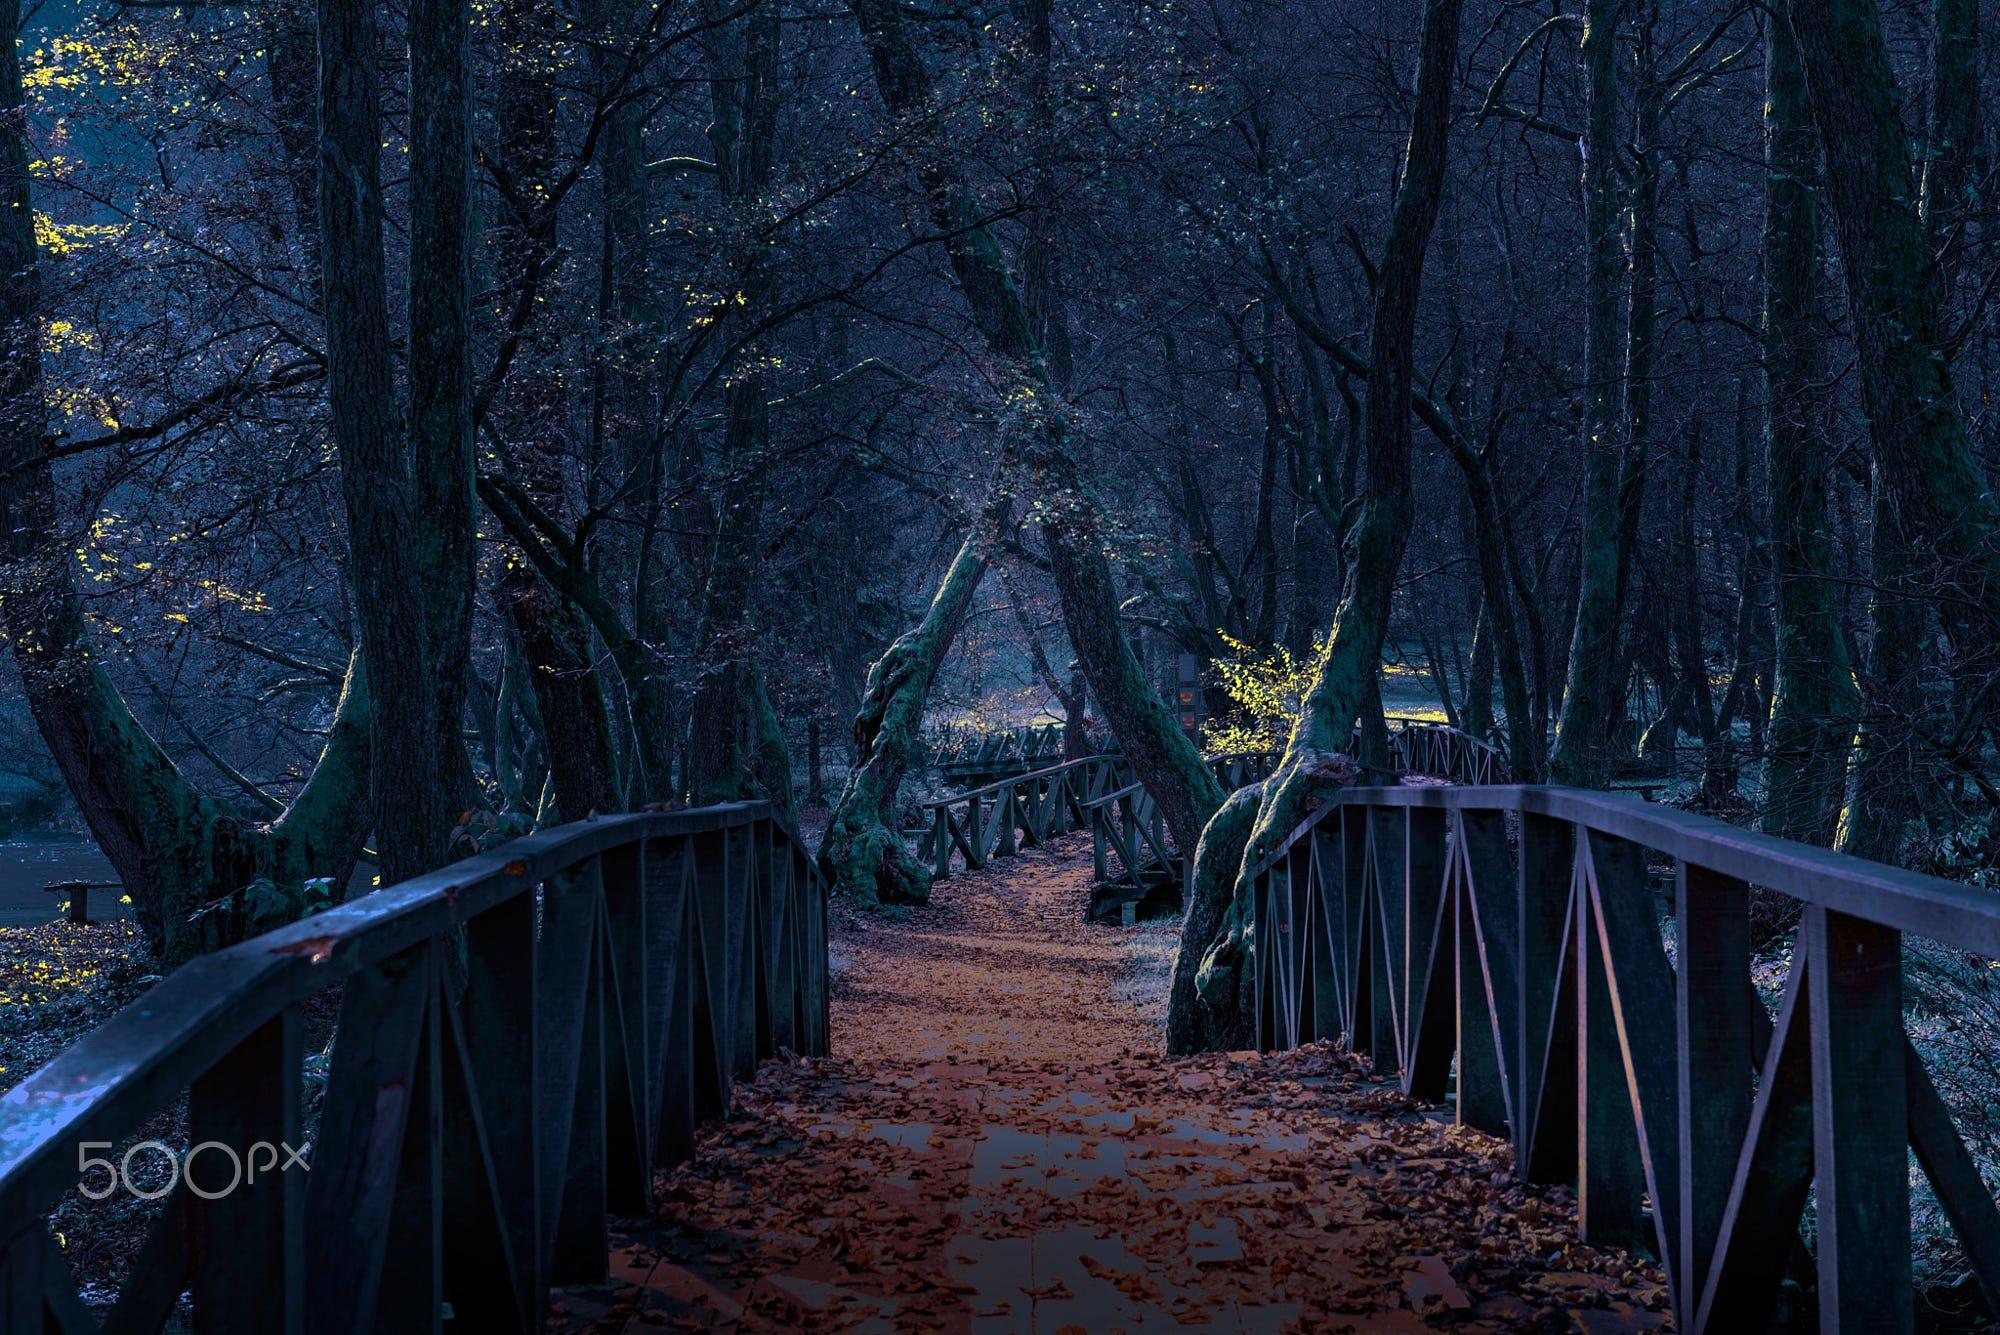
left=927, top=722, right=1084, bottom=787
left=911, top=717, right=1499, bottom=904
left=1083, top=779, right=1178, bottom=920
left=0, top=801, right=826, bottom=1334
left=1240, top=782, right=2000, bottom=1334
left=914, top=754, right=1126, bottom=879
left=1207, top=751, right=1278, bottom=790
left=1381, top=718, right=1507, bottom=784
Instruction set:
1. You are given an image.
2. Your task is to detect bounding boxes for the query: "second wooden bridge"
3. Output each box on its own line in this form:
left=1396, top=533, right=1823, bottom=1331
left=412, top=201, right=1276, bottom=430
left=913, top=718, right=1507, bottom=921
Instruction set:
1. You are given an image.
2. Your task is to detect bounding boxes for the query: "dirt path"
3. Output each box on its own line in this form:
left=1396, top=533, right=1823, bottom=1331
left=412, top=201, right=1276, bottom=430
left=553, top=834, right=1671, bottom=1333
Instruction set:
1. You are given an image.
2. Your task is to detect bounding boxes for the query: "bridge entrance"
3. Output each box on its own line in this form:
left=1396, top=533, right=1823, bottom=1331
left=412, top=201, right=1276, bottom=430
left=553, top=833, right=1671, bottom=1332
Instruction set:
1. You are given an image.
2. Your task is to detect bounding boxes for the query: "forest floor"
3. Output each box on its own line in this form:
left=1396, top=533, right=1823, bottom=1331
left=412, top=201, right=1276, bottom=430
left=550, top=833, right=1673, bottom=1334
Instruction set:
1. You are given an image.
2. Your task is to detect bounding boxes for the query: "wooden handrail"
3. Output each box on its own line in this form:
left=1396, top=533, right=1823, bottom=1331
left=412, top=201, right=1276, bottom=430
left=1080, top=781, right=1146, bottom=809
left=1242, top=784, right=2000, bottom=945
left=1237, top=779, right=2000, bottom=1331
left=0, top=800, right=827, bottom=1332
left=919, top=753, right=1121, bottom=809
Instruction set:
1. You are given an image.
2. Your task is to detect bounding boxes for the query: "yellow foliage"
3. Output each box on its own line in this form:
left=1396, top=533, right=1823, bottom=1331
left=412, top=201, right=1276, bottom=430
left=43, top=318, right=94, bottom=352
left=1201, top=632, right=1324, bottom=759
left=34, top=214, right=126, bottom=258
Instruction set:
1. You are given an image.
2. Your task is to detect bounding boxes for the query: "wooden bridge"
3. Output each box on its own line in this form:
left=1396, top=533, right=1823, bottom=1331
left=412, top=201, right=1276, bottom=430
left=925, top=723, right=1091, bottom=788
left=0, top=733, right=1994, bottom=1330
left=914, top=718, right=1506, bottom=921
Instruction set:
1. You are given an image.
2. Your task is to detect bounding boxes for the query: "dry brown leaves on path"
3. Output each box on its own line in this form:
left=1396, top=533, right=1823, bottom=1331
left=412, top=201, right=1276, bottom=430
left=553, top=832, right=1671, bottom=1334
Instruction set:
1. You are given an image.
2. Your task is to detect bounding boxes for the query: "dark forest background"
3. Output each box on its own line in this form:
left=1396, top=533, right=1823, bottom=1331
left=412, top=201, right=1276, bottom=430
left=0, top=0, right=1991, bottom=974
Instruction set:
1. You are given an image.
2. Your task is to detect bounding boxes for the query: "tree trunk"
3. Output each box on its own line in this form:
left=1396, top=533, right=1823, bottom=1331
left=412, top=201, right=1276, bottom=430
left=844, top=0, right=1226, bottom=853
left=1173, top=0, right=1463, bottom=1050
left=1761, top=11, right=1857, bottom=844
left=1464, top=598, right=1495, bottom=742
left=1549, top=0, right=1627, bottom=787
left=1667, top=431, right=1728, bottom=802
left=1919, top=0, right=1978, bottom=240
left=820, top=529, right=990, bottom=905
left=683, top=5, right=792, bottom=817
left=1838, top=485, right=1928, bottom=863
left=409, top=0, right=478, bottom=811
left=320, top=0, right=458, bottom=883
left=807, top=717, right=825, bottom=807
left=500, top=563, right=622, bottom=822
left=1786, top=0, right=2000, bottom=857
left=1020, top=0, right=1073, bottom=389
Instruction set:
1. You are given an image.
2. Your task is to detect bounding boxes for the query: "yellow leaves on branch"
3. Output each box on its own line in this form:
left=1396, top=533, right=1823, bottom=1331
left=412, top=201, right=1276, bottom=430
left=26, top=29, right=170, bottom=94
left=34, top=215, right=125, bottom=259
left=1201, top=632, right=1325, bottom=759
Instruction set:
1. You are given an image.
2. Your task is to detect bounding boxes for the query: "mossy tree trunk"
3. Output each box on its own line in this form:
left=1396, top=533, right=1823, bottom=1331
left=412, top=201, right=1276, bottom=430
left=1284, top=288, right=1540, bottom=781
left=820, top=528, right=992, bottom=905
left=1166, top=782, right=1263, bottom=1054
left=844, top=0, right=1225, bottom=854
left=1761, top=11, right=1857, bottom=845
left=1171, top=0, right=1463, bottom=1049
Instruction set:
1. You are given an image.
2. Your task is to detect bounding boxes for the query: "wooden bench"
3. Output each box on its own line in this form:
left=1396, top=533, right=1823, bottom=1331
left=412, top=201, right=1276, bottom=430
left=42, top=878, right=118, bottom=925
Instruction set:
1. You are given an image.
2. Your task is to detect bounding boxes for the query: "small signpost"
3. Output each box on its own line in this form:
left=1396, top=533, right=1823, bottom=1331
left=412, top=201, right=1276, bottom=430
left=1174, top=652, right=1203, bottom=740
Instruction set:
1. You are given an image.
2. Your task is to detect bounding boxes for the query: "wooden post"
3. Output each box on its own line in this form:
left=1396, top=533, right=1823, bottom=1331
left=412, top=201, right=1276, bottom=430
left=1576, top=834, right=1645, bottom=1250
left=1453, top=810, right=1515, bottom=1136
left=189, top=1010, right=304, bottom=1335
left=1807, top=906, right=1910, bottom=1333
left=1517, top=813, right=1573, bottom=1180
left=1675, top=863, right=1750, bottom=1321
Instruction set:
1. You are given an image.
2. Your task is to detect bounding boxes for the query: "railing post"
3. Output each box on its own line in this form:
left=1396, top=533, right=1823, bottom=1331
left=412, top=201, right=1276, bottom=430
left=453, top=880, right=542, bottom=1329
left=1091, top=800, right=1109, bottom=884
left=652, top=835, right=702, bottom=1167
left=1575, top=832, right=1645, bottom=1252
left=546, top=860, right=608, bottom=1286
left=190, top=1009, right=304, bottom=1335
left=1518, top=813, right=1575, bottom=1181
left=1806, top=906, right=1910, bottom=1333
left=724, top=821, right=760, bottom=1081
left=1675, top=863, right=1750, bottom=1321
left=1364, top=808, right=1402, bottom=1078
left=1308, top=826, right=1343, bottom=1041
left=379, top=959, right=445, bottom=1330
left=600, top=841, right=652, bottom=1215
left=1453, top=809, right=1515, bottom=1137
left=1284, top=841, right=1314, bottom=1044
left=1337, top=805, right=1369, bottom=1046
left=998, top=787, right=1018, bottom=858
left=1120, top=798, right=1138, bottom=882
left=303, top=941, right=442, bottom=1331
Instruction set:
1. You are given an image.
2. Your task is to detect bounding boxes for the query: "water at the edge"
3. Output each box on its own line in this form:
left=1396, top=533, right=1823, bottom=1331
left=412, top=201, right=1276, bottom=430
left=0, top=835, right=121, bottom=927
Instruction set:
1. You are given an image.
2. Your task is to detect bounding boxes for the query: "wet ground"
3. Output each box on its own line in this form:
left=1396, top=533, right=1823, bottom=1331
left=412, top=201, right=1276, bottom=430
left=551, top=833, right=1672, bottom=1333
